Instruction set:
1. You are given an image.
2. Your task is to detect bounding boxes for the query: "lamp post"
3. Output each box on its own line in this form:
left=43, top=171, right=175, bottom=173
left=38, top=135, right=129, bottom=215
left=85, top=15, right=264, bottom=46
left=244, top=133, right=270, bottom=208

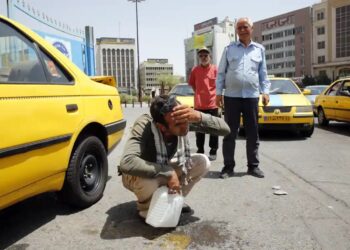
left=128, top=0, right=144, bottom=102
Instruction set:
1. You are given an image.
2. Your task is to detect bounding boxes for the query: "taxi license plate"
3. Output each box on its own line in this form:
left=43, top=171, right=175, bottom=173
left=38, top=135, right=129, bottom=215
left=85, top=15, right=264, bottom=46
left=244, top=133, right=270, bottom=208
left=263, top=116, right=290, bottom=121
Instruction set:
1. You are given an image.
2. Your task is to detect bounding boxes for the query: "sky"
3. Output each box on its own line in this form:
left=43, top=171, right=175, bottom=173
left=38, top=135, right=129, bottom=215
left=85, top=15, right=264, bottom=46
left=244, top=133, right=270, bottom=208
left=0, top=0, right=320, bottom=76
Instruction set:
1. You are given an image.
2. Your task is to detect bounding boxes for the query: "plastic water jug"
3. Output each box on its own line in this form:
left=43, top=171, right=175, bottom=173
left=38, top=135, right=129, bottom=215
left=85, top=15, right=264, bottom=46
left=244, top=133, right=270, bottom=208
left=146, top=186, right=184, bottom=228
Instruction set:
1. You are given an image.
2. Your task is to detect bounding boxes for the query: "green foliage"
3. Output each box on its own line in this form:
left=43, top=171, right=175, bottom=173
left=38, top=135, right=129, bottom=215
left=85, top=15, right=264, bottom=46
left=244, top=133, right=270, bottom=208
left=302, top=75, right=316, bottom=86
left=120, top=94, right=137, bottom=104
left=157, top=74, right=182, bottom=94
left=315, top=74, right=332, bottom=85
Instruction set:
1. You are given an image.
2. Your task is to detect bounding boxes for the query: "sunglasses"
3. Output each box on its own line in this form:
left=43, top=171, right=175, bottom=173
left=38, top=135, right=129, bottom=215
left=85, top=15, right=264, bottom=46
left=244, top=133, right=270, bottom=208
left=160, top=95, right=178, bottom=115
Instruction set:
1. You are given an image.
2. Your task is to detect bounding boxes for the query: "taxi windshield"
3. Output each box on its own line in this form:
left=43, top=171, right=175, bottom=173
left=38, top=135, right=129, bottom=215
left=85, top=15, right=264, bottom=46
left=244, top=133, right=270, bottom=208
left=269, top=79, right=300, bottom=95
left=169, top=85, right=194, bottom=96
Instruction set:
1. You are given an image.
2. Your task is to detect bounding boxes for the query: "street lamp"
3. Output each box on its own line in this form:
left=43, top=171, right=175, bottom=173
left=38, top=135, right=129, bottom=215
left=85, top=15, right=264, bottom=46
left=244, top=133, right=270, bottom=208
left=128, top=0, right=144, bottom=102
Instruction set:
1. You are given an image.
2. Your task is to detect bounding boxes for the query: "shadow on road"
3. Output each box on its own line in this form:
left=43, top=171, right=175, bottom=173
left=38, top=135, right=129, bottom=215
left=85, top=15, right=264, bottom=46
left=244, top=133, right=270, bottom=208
left=317, top=122, right=350, bottom=137
left=204, top=171, right=247, bottom=179
left=0, top=193, right=79, bottom=250
left=101, top=201, right=200, bottom=240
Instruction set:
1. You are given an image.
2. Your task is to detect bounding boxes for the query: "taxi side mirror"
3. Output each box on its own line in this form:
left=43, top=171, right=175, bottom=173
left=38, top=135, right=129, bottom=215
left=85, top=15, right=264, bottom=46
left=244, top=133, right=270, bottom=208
left=303, top=89, right=311, bottom=95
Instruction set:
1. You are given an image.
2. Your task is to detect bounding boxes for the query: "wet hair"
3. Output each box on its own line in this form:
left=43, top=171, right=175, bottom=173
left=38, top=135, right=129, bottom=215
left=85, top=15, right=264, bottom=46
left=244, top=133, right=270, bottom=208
left=150, top=95, right=178, bottom=127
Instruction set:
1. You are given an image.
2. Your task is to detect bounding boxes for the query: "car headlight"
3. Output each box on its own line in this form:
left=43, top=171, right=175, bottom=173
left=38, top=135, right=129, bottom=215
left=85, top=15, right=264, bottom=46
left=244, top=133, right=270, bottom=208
left=296, top=106, right=313, bottom=112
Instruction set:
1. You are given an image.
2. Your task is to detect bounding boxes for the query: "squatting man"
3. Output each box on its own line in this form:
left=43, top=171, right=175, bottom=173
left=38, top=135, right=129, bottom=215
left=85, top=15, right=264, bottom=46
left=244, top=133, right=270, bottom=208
left=118, top=95, right=230, bottom=219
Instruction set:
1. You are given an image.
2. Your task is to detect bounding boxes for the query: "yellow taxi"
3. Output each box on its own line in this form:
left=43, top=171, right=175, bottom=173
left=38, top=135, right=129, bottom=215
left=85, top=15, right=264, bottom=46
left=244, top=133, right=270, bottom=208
left=0, top=16, right=126, bottom=210
left=168, top=83, right=194, bottom=108
left=314, top=78, right=350, bottom=126
left=256, top=77, right=314, bottom=137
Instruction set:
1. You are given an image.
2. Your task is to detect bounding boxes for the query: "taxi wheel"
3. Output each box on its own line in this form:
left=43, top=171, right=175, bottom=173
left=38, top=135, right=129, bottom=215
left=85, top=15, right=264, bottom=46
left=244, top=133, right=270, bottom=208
left=300, top=124, right=314, bottom=138
left=318, top=108, right=329, bottom=126
left=59, top=136, right=108, bottom=208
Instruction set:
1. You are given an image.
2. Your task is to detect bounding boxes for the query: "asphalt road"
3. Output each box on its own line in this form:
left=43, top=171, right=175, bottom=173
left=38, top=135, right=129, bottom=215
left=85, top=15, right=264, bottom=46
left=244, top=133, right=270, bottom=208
left=1, top=106, right=349, bottom=250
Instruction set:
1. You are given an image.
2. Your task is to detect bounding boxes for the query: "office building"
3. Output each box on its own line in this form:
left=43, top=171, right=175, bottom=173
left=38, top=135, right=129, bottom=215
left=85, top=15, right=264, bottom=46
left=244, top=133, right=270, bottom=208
left=184, top=17, right=236, bottom=81
left=95, top=37, right=136, bottom=91
left=312, top=0, right=350, bottom=79
left=140, top=59, right=173, bottom=92
left=253, top=8, right=313, bottom=79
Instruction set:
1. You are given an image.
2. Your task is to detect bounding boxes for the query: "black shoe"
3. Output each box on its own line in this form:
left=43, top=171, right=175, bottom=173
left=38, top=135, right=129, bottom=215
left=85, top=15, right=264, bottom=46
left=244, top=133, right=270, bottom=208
left=197, top=149, right=204, bottom=154
left=181, top=203, right=193, bottom=213
left=208, top=153, right=217, bottom=161
left=219, top=166, right=234, bottom=179
left=247, top=167, right=264, bottom=178
left=208, top=149, right=217, bottom=161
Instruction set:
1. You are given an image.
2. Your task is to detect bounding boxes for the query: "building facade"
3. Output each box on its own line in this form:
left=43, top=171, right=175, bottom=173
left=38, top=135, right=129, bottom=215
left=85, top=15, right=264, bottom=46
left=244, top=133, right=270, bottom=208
left=95, top=37, right=136, bottom=91
left=184, top=17, right=236, bottom=81
left=140, top=59, right=173, bottom=92
left=253, top=8, right=313, bottom=79
left=312, top=0, right=350, bottom=80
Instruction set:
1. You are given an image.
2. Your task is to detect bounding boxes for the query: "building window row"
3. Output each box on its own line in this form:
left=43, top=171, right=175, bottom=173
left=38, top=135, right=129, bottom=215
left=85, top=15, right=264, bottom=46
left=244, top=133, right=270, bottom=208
left=267, top=61, right=295, bottom=70
left=262, top=28, right=296, bottom=41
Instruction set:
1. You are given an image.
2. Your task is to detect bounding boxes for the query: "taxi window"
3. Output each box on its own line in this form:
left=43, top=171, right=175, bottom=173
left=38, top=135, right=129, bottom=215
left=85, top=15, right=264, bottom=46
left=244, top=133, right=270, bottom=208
left=338, top=81, right=350, bottom=97
left=327, top=82, right=341, bottom=96
left=269, top=79, right=300, bottom=94
left=0, top=21, right=47, bottom=83
left=38, top=49, right=72, bottom=84
left=169, top=85, right=194, bottom=96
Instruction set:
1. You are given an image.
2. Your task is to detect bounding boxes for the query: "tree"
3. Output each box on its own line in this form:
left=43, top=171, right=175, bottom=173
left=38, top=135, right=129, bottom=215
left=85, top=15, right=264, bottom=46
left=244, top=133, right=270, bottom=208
left=302, top=75, right=316, bottom=86
left=315, top=74, right=331, bottom=85
left=157, top=74, right=182, bottom=94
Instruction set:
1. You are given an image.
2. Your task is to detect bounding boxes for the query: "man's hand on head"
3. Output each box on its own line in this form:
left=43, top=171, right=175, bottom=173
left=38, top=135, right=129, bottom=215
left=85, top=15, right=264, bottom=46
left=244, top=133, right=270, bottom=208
left=171, top=104, right=202, bottom=124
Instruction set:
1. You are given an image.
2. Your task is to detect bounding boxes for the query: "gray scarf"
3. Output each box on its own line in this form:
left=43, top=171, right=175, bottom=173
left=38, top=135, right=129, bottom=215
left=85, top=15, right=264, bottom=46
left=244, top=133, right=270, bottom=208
left=151, top=121, right=192, bottom=185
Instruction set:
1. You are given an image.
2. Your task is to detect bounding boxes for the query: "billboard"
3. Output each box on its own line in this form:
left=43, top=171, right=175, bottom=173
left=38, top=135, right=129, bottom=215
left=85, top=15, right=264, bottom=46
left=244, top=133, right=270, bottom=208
left=7, top=0, right=94, bottom=75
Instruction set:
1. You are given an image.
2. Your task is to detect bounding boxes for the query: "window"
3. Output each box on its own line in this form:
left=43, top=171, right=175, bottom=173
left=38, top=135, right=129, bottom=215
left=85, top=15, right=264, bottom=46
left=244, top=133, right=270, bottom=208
left=0, top=20, right=47, bottom=83
left=327, top=81, right=341, bottom=96
left=317, top=27, right=325, bottom=35
left=336, top=5, right=350, bottom=58
left=38, top=49, right=71, bottom=83
left=317, top=12, right=324, bottom=21
left=317, top=41, right=325, bottom=49
left=318, top=56, right=325, bottom=64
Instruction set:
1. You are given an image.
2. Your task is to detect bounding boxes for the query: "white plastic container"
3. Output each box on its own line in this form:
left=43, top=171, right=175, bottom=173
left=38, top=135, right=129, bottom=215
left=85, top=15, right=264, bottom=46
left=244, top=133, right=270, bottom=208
left=145, top=186, right=184, bottom=228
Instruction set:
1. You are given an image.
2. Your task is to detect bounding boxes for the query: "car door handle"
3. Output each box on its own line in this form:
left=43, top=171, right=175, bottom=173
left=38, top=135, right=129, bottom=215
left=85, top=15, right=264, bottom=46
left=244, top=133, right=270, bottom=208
left=66, top=104, right=78, bottom=113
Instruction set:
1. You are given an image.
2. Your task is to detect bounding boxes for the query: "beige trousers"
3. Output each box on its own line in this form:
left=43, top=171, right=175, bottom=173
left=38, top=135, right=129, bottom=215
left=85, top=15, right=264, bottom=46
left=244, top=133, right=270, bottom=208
left=122, top=153, right=210, bottom=214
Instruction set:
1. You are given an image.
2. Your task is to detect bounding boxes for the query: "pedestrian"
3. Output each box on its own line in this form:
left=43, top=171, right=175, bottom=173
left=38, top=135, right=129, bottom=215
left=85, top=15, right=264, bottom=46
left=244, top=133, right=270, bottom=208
left=151, top=87, right=156, bottom=99
left=189, top=46, right=219, bottom=161
left=118, top=95, right=230, bottom=219
left=216, top=17, right=271, bottom=179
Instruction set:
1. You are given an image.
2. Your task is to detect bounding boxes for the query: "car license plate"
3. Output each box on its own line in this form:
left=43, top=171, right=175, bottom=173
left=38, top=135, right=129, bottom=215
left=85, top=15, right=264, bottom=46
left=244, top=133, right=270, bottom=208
left=263, top=116, right=290, bottom=121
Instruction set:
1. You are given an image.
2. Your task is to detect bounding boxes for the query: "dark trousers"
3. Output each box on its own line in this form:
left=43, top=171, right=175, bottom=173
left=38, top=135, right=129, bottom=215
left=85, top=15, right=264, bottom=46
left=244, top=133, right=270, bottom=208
left=222, top=97, right=260, bottom=168
left=195, top=108, right=219, bottom=154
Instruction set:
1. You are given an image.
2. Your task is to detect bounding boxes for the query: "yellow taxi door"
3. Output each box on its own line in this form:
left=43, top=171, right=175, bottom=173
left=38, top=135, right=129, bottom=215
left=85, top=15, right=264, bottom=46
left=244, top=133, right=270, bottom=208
left=0, top=20, right=82, bottom=198
left=335, top=81, right=350, bottom=122
left=322, top=81, right=342, bottom=119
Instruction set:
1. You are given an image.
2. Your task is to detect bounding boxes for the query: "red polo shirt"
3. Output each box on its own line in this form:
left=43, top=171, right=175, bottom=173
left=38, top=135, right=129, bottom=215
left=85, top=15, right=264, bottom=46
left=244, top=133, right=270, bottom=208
left=189, top=64, right=217, bottom=110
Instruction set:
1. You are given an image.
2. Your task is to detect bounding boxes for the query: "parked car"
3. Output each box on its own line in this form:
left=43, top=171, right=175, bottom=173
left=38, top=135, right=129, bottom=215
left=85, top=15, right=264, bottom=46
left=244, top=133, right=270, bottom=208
left=243, top=77, right=314, bottom=137
left=304, top=85, right=329, bottom=115
left=0, top=16, right=126, bottom=210
left=314, top=78, right=350, bottom=126
left=168, top=83, right=194, bottom=108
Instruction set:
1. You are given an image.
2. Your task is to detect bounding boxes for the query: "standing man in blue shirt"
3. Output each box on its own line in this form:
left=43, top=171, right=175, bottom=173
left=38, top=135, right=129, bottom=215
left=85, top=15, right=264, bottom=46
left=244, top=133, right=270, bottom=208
left=216, top=17, right=270, bottom=179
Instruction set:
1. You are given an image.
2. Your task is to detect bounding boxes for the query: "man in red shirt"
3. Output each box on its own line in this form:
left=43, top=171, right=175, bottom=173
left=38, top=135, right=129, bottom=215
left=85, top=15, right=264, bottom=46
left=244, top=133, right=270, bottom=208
left=189, top=46, right=219, bottom=161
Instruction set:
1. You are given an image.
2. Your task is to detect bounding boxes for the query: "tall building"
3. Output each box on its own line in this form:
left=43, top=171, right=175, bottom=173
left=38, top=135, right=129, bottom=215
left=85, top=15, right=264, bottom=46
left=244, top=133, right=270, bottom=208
left=253, top=8, right=313, bottom=79
left=312, top=0, right=350, bottom=80
left=140, top=59, right=173, bottom=92
left=184, top=17, right=236, bottom=81
left=95, top=37, right=136, bottom=91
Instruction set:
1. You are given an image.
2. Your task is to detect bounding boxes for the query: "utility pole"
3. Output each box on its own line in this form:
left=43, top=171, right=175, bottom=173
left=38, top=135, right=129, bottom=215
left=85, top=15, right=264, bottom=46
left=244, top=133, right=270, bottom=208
left=128, top=0, right=145, bottom=102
